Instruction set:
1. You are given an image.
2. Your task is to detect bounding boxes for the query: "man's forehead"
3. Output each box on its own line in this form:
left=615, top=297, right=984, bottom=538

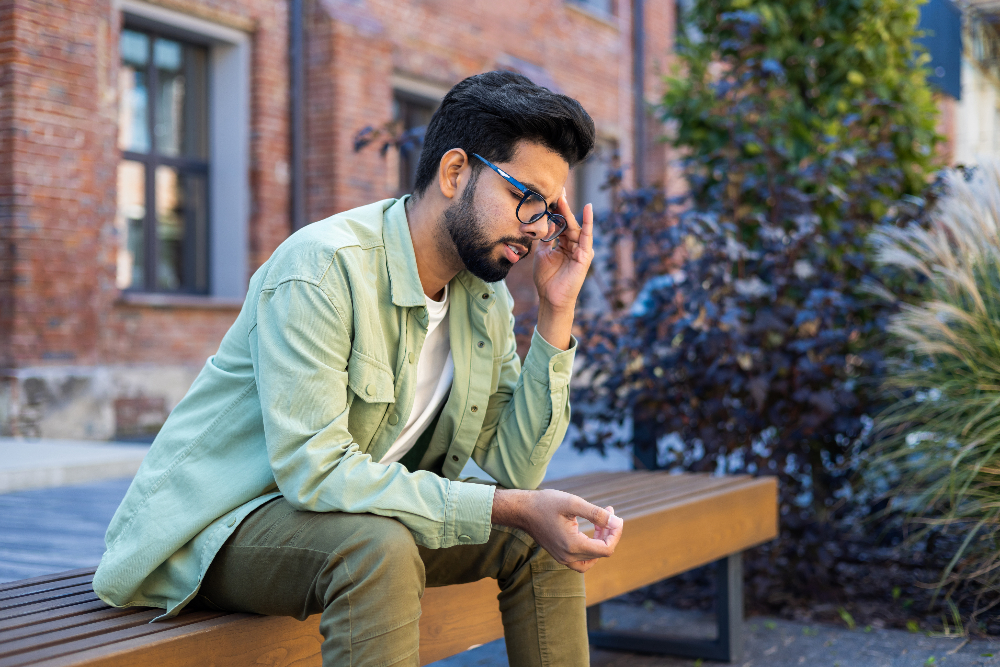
left=502, top=142, right=568, bottom=203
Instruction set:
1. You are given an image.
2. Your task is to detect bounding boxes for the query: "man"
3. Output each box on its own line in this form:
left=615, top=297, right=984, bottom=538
left=94, top=71, right=624, bottom=666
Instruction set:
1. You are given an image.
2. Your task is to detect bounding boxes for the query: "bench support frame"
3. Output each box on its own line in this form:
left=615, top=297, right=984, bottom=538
left=587, top=553, right=743, bottom=663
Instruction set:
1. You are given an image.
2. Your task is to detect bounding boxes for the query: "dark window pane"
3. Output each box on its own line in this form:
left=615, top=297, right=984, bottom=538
left=182, top=46, right=209, bottom=158
left=116, top=160, right=146, bottom=289
left=119, top=30, right=150, bottom=153
left=155, top=38, right=208, bottom=158
left=393, top=93, right=437, bottom=194
left=155, top=166, right=208, bottom=292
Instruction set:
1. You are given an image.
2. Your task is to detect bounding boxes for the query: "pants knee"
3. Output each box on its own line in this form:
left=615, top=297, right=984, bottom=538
left=342, top=515, right=424, bottom=592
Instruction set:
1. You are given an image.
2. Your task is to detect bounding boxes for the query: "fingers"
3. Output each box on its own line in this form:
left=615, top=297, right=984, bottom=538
left=555, top=188, right=582, bottom=245
left=571, top=495, right=611, bottom=528
left=565, top=558, right=598, bottom=573
left=578, top=203, right=594, bottom=256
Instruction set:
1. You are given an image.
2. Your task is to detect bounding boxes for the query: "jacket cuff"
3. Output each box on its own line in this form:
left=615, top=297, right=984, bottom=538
left=522, top=327, right=577, bottom=389
left=444, top=480, right=496, bottom=546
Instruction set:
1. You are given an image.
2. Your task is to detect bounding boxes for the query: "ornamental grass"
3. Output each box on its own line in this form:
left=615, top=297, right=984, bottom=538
left=871, top=161, right=1000, bottom=626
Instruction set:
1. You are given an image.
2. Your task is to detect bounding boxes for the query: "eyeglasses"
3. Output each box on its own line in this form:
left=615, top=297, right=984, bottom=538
left=473, top=154, right=568, bottom=243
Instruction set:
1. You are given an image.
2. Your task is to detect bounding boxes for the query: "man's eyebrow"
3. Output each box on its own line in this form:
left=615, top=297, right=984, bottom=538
left=519, top=180, right=558, bottom=207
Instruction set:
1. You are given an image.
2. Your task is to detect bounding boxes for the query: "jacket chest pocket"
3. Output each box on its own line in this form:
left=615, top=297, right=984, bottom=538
left=346, top=352, right=396, bottom=450
left=348, top=352, right=396, bottom=404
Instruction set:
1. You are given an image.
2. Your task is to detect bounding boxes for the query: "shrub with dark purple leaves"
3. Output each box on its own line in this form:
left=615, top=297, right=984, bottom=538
left=570, top=0, right=941, bottom=611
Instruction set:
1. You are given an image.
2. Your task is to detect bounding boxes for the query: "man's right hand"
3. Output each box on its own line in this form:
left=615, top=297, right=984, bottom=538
left=491, top=488, right=625, bottom=573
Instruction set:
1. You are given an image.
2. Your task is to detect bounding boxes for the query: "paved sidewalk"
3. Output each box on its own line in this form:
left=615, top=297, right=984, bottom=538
left=439, top=603, right=1000, bottom=666
left=0, top=437, right=149, bottom=493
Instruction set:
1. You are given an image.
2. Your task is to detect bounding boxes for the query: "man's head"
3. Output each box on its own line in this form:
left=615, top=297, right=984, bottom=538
left=413, top=71, right=595, bottom=282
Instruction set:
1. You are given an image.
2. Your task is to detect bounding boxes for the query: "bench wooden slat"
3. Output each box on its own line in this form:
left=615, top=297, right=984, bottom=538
left=0, top=592, right=100, bottom=622
left=0, top=600, right=112, bottom=633
left=596, top=477, right=766, bottom=522
left=570, top=474, right=719, bottom=504
left=0, top=583, right=96, bottom=611
left=24, top=614, right=306, bottom=667
left=576, top=475, right=748, bottom=512
left=0, top=472, right=779, bottom=667
left=0, top=609, right=160, bottom=660
left=0, top=569, right=97, bottom=595
left=0, top=605, right=147, bottom=644
left=0, top=575, right=96, bottom=604
left=0, top=611, right=229, bottom=666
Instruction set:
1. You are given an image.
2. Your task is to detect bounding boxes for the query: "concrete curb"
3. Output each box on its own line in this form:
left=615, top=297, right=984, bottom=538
left=0, top=438, right=149, bottom=494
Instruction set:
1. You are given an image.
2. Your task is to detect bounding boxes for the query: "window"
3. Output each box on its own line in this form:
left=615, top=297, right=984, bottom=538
left=568, top=0, right=615, bottom=16
left=574, top=138, right=618, bottom=216
left=117, top=26, right=210, bottom=294
left=573, top=138, right=618, bottom=315
left=391, top=92, right=438, bottom=195
left=115, top=1, right=251, bottom=301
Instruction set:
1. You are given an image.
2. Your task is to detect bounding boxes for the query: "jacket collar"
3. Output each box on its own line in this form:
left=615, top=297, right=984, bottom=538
left=382, top=196, right=428, bottom=308
left=382, top=196, right=498, bottom=309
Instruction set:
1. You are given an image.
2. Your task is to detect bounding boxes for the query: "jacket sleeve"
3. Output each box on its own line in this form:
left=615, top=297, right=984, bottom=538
left=249, top=277, right=494, bottom=549
left=470, top=286, right=577, bottom=490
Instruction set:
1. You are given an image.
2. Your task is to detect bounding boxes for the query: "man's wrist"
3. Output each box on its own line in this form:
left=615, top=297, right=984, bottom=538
left=491, top=488, right=532, bottom=530
left=536, top=302, right=575, bottom=351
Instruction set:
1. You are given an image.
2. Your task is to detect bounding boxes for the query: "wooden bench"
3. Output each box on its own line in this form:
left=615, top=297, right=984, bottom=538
left=0, top=471, right=777, bottom=666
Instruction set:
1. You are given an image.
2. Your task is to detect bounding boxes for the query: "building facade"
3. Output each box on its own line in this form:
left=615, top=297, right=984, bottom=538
left=0, top=0, right=675, bottom=440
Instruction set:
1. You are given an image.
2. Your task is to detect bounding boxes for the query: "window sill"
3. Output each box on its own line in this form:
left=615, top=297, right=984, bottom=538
left=565, top=2, right=619, bottom=30
left=116, top=291, right=244, bottom=310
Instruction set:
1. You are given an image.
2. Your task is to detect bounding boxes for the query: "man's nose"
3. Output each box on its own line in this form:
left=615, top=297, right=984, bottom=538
left=521, top=214, right=549, bottom=240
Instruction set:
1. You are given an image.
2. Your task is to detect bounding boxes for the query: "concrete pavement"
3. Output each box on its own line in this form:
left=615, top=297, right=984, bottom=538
left=0, top=437, right=149, bottom=494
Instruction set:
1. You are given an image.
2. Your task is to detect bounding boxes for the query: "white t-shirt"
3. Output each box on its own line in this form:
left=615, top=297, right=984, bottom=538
left=378, top=284, right=454, bottom=465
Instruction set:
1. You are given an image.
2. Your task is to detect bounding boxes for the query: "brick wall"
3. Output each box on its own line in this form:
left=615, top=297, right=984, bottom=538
left=0, top=0, right=674, bottom=438
left=0, top=0, right=16, bottom=368
left=305, top=0, right=662, bottom=216
left=0, top=0, right=291, bottom=374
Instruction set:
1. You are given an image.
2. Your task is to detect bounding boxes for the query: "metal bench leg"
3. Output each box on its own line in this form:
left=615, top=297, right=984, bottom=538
left=588, top=553, right=743, bottom=663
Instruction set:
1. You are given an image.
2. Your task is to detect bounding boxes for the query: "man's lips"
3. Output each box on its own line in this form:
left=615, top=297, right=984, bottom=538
left=502, top=242, right=529, bottom=263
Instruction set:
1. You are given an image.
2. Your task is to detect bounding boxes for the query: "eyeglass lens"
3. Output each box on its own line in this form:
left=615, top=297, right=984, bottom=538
left=516, top=192, right=567, bottom=240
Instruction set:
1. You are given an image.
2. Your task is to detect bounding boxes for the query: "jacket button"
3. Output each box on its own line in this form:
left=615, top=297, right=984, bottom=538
left=470, top=405, right=478, bottom=413
left=553, top=362, right=564, bottom=373
left=388, top=414, right=399, bottom=425
left=408, top=352, right=414, bottom=364
left=477, top=341, right=485, bottom=348
left=452, top=454, right=459, bottom=461
left=366, top=383, right=375, bottom=396
left=459, top=535, right=472, bottom=544
left=481, top=293, right=489, bottom=299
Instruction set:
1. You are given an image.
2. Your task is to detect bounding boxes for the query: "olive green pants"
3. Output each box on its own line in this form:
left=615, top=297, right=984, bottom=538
left=196, top=498, right=589, bottom=667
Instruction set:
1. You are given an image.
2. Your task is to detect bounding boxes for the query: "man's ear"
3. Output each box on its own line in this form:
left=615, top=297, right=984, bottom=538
left=438, top=148, right=469, bottom=201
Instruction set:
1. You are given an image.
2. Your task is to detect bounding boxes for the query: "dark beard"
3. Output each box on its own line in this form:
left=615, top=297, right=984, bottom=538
left=443, top=174, right=532, bottom=283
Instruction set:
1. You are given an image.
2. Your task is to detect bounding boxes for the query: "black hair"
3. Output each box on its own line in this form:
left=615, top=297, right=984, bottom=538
left=412, top=70, right=596, bottom=196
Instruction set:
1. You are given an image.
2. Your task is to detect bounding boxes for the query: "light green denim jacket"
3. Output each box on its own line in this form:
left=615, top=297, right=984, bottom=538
left=93, top=197, right=577, bottom=618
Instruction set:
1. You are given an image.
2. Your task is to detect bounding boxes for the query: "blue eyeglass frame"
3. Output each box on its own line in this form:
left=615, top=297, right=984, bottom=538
left=472, top=153, right=568, bottom=243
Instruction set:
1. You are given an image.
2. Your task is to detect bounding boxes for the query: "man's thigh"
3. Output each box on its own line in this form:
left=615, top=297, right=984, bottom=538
left=197, top=497, right=423, bottom=620
left=419, top=524, right=542, bottom=588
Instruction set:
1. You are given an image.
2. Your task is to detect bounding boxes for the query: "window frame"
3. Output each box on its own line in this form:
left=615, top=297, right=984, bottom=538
left=391, top=90, right=440, bottom=196
left=117, top=0, right=251, bottom=302
left=120, top=21, right=211, bottom=295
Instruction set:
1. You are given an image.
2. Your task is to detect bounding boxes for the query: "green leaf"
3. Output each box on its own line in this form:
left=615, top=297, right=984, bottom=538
left=837, top=607, right=856, bottom=630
